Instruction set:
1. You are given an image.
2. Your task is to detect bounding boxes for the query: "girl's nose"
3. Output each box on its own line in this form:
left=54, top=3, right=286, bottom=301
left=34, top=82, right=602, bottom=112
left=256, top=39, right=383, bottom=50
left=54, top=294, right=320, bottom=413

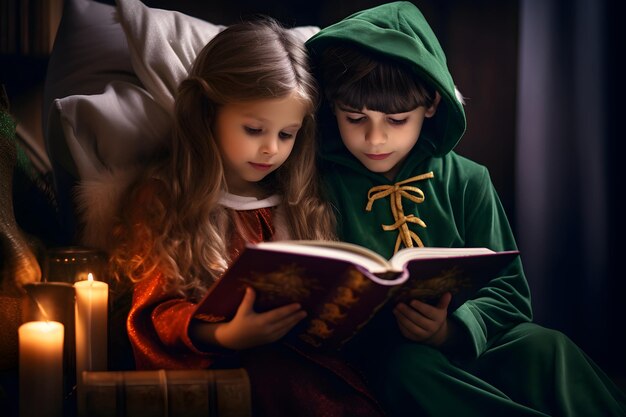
left=261, top=136, right=279, bottom=155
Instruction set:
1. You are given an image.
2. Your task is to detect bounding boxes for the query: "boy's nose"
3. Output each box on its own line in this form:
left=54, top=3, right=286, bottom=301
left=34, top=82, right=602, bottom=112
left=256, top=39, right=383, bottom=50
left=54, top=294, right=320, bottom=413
left=366, top=124, right=387, bottom=145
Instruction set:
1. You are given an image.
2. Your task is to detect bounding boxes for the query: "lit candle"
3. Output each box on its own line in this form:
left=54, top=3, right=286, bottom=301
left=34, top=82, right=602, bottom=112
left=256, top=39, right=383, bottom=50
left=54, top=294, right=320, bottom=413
left=74, top=273, right=108, bottom=388
left=19, top=321, right=64, bottom=417
left=22, top=282, right=76, bottom=398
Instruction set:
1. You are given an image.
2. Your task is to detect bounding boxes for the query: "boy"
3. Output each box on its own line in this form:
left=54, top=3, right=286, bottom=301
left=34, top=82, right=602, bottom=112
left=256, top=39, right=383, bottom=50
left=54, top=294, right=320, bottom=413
left=306, top=2, right=626, bottom=416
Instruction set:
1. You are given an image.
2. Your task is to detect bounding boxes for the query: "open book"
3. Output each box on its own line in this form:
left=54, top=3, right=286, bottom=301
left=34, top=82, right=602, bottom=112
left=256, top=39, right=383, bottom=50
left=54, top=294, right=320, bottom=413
left=194, top=240, right=519, bottom=350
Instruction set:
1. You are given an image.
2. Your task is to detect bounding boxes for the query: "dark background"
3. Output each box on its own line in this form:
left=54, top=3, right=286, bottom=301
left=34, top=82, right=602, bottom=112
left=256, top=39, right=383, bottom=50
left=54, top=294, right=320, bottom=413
left=1, top=0, right=624, bottom=389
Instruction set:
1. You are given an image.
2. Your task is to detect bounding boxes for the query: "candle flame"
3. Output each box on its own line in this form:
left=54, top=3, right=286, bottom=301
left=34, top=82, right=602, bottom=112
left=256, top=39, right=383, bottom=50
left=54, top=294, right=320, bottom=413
left=87, top=273, right=94, bottom=282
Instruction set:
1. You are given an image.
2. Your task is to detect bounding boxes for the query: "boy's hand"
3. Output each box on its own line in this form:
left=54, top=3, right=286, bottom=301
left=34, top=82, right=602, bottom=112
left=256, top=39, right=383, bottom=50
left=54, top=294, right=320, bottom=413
left=214, top=287, right=307, bottom=350
left=393, top=292, right=452, bottom=347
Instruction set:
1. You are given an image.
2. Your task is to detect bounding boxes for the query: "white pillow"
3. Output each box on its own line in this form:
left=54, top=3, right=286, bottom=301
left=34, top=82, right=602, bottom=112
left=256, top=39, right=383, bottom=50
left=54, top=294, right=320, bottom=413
left=116, top=0, right=225, bottom=113
left=116, top=0, right=319, bottom=113
left=55, top=82, right=171, bottom=180
left=43, top=0, right=139, bottom=137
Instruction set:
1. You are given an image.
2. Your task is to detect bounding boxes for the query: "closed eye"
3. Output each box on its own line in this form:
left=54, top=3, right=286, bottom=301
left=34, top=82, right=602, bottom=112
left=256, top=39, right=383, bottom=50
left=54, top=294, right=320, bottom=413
left=279, top=131, right=296, bottom=140
left=388, top=118, right=408, bottom=125
left=244, top=126, right=262, bottom=135
left=346, top=116, right=365, bottom=124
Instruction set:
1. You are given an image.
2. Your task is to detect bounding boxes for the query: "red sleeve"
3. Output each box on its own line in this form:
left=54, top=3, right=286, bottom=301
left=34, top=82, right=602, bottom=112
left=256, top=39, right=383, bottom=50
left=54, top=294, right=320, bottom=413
left=127, top=271, right=223, bottom=370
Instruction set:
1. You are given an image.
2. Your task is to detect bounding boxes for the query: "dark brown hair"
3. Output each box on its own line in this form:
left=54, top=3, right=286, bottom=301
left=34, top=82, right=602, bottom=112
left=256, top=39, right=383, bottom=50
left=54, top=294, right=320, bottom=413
left=320, top=44, right=436, bottom=113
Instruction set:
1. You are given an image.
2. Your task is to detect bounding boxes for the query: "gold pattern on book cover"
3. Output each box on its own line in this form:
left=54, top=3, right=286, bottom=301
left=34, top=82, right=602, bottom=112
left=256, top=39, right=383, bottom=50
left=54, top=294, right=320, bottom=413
left=393, top=266, right=472, bottom=303
left=300, top=267, right=374, bottom=347
left=241, top=264, right=321, bottom=304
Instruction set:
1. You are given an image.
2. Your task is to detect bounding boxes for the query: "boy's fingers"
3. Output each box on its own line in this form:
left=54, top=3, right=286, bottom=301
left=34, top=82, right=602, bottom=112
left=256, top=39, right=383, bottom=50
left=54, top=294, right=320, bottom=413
left=395, top=304, right=428, bottom=330
left=407, top=299, right=438, bottom=320
left=409, top=294, right=450, bottom=321
left=438, top=292, right=452, bottom=309
left=395, top=303, right=421, bottom=324
left=394, top=309, right=428, bottom=340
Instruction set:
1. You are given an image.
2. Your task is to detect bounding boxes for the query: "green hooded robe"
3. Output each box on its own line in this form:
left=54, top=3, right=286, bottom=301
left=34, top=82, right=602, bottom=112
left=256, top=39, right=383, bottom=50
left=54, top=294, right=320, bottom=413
left=306, top=2, right=626, bottom=416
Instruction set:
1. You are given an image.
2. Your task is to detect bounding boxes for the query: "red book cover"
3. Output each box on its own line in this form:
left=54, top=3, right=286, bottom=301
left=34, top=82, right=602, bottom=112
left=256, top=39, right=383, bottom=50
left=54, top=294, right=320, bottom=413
left=193, top=241, right=519, bottom=350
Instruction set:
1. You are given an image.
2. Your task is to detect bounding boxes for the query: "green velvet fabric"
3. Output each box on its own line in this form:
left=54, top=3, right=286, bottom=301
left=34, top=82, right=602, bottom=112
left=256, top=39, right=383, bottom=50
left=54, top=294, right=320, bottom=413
left=367, top=323, right=626, bottom=416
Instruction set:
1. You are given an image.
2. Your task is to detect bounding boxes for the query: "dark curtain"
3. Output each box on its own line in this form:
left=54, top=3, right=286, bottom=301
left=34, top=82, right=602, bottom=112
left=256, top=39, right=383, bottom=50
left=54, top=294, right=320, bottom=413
left=516, top=0, right=625, bottom=376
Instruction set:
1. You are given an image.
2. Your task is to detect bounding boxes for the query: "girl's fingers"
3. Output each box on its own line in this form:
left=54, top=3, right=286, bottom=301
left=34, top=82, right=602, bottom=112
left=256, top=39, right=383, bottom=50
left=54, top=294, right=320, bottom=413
left=237, top=286, right=256, bottom=313
left=265, top=309, right=307, bottom=334
left=277, top=309, right=307, bottom=330
left=261, top=302, right=304, bottom=321
left=260, top=310, right=307, bottom=342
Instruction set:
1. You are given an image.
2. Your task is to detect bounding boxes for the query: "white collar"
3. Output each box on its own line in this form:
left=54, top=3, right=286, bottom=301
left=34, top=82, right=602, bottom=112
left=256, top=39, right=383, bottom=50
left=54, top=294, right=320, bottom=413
left=219, top=192, right=281, bottom=210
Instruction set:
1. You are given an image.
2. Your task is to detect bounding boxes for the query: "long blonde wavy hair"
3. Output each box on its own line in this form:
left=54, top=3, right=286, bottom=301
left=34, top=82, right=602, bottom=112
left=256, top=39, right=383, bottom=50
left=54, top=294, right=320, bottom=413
left=110, top=19, right=336, bottom=299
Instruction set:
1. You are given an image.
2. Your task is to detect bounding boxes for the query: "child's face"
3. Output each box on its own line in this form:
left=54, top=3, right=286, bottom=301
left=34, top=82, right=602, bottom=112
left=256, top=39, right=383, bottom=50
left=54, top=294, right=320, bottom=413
left=215, top=93, right=307, bottom=197
left=334, top=103, right=437, bottom=180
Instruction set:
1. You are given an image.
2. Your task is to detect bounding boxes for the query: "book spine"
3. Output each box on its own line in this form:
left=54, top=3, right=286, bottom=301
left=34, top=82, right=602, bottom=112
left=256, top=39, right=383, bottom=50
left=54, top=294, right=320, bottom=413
left=80, top=369, right=251, bottom=417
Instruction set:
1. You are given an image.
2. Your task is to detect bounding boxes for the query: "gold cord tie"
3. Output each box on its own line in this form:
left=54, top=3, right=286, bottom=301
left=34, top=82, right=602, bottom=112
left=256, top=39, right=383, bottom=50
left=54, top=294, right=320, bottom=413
left=365, top=172, right=434, bottom=253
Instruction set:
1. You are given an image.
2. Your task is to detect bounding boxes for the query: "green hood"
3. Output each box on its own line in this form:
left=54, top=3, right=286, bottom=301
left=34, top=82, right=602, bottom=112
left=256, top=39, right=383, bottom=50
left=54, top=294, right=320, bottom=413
left=306, top=1, right=466, bottom=176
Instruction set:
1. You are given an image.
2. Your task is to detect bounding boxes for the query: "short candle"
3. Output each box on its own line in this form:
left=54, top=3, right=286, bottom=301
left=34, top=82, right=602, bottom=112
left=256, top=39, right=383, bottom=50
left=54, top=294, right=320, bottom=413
left=19, top=321, right=64, bottom=417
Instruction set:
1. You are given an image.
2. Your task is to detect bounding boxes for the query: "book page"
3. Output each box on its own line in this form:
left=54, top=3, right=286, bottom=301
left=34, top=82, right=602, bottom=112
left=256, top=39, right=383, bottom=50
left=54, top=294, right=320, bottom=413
left=389, top=247, right=494, bottom=270
left=254, top=240, right=392, bottom=273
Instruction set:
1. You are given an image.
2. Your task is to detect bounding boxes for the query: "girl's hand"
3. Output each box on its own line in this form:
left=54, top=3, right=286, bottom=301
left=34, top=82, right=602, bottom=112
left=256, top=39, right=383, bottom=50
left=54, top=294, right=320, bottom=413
left=214, top=287, right=307, bottom=350
left=393, top=292, right=452, bottom=347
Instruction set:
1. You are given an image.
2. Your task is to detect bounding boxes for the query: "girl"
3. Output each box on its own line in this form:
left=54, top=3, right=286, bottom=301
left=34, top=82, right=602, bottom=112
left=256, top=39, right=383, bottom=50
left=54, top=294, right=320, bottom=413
left=109, top=19, right=383, bottom=417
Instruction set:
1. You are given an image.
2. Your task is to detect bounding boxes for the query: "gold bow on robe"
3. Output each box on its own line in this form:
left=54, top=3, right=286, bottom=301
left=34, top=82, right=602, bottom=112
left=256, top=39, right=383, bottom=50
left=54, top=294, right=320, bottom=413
left=365, top=172, right=434, bottom=253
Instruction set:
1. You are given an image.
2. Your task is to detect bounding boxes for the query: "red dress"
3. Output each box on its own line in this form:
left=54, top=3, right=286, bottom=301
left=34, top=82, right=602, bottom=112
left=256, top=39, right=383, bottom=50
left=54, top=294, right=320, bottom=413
left=127, top=194, right=384, bottom=417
